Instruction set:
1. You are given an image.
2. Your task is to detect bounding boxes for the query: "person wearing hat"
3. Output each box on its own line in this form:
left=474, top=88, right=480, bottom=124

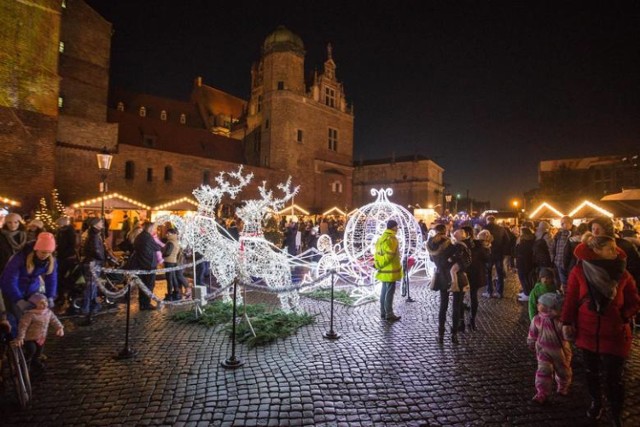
left=26, top=219, right=45, bottom=243
left=16, top=293, right=64, bottom=373
left=81, top=218, right=106, bottom=320
left=0, top=232, right=58, bottom=333
left=0, top=212, right=27, bottom=274
left=373, top=219, right=402, bottom=321
left=528, top=268, right=558, bottom=321
left=561, top=232, right=640, bottom=424
left=515, top=225, right=536, bottom=302
left=527, top=291, right=572, bottom=404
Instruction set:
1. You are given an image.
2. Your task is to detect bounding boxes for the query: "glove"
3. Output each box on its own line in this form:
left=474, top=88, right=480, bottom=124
left=48, top=297, right=55, bottom=309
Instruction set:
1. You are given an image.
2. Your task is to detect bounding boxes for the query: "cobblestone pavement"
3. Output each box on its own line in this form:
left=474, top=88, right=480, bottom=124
left=0, top=271, right=638, bottom=426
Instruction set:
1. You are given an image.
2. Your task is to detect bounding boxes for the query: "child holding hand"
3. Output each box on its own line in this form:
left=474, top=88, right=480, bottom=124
left=16, top=293, right=64, bottom=372
left=527, top=292, right=572, bottom=404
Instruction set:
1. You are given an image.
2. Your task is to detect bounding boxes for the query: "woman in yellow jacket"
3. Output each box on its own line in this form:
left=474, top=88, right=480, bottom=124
left=374, top=220, right=403, bottom=321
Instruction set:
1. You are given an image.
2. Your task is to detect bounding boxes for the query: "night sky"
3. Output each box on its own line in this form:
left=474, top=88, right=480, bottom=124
left=86, top=0, right=640, bottom=208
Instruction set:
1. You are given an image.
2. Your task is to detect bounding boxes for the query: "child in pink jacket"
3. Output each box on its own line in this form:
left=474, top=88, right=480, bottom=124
left=17, top=293, right=64, bottom=372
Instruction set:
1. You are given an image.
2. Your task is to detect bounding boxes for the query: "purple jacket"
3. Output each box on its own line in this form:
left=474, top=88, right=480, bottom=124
left=0, top=243, right=58, bottom=304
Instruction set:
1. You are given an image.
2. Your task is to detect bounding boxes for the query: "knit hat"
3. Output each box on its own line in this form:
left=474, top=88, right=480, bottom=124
left=538, top=292, right=563, bottom=312
left=588, top=216, right=615, bottom=237
left=477, top=230, right=493, bottom=242
left=34, top=232, right=56, bottom=252
left=28, top=293, right=47, bottom=306
left=4, top=213, right=22, bottom=223
left=386, top=219, right=398, bottom=229
left=27, top=219, right=44, bottom=229
left=538, top=267, right=555, bottom=280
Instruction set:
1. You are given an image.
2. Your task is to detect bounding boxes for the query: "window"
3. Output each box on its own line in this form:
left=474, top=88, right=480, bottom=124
left=125, top=161, right=135, bottom=180
left=325, top=87, right=335, bottom=107
left=277, top=81, right=284, bottom=90
left=164, top=166, right=173, bottom=182
left=203, top=170, right=211, bottom=186
left=160, top=110, right=167, bottom=121
left=142, top=135, right=156, bottom=148
left=257, top=95, right=263, bottom=113
left=254, top=131, right=261, bottom=154
left=59, top=41, right=65, bottom=53
left=58, top=96, right=64, bottom=108
left=297, top=130, right=303, bottom=143
left=264, top=119, right=269, bottom=129
left=139, top=106, right=146, bottom=117
left=147, top=168, right=153, bottom=182
left=180, top=113, right=186, bottom=124
left=328, top=128, right=338, bottom=151
left=332, top=181, right=343, bottom=193
left=117, top=102, right=124, bottom=111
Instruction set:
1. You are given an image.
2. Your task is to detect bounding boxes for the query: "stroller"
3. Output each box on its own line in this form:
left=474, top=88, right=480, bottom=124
left=66, top=256, right=126, bottom=315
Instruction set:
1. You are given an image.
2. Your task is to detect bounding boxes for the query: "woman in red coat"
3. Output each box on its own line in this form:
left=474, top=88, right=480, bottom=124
left=561, top=233, right=639, bottom=426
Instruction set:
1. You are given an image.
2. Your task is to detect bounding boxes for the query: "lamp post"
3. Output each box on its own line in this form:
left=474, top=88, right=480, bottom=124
left=512, top=200, right=519, bottom=226
left=96, top=148, right=113, bottom=240
left=445, top=193, right=452, bottom=216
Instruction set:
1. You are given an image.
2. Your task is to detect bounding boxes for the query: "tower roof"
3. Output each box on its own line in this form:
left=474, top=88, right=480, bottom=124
left=263, top=26, right=304, bottom=55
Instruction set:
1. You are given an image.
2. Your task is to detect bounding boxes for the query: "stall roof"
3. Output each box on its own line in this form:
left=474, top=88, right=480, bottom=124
left=153, top=197, right=199, bottom=211
left=71, top=193, right=151, bottom=210
left=277, top=204, right=310, bottom=215
left=529, top=202, right=564, bottom=219
left=568, top=200, right=614, bottom=219
left=322, top=206, right=347, bottom=216
left=0, top=195, right=21, bottom=207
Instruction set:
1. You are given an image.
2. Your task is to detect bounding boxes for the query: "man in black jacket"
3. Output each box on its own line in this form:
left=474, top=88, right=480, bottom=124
left=483, top=215, right=511, bottom=298
left=55, top=216, right=78, bottom=308
left=81, top=218, right=105, bottom=319
left=129, top=221, right=162, bottom=310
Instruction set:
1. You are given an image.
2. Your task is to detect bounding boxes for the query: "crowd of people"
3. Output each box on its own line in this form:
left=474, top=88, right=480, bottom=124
left=376, top=214, right=640, bottom=426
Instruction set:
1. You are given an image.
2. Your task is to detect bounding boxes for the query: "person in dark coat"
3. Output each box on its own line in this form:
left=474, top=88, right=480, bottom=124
left=54, top=216, right=78, bottom=307
left=483, top=215, right=510, bottom=298
left=515, top=225, right=536, bottom=301
left=0, top=213, right=27, bottom=274
left=128, top=221, right=162, bottom=310
left=427, top=224, right=467, bottom=344
left=81, top=218, right=106, bottom=318
left=462, top=226, right=491, bottom=330
left=533, top=221, right=553, bottom=272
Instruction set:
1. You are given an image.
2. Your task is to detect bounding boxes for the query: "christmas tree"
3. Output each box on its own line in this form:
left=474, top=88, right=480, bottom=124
left=34, top=188, right=68, bottom=230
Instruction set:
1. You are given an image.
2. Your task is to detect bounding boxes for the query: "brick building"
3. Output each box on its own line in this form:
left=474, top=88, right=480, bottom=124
left=352, top=155, right=445, bottom=209
left=1, top=1, right=443, bottom=216
left=529, top=154, right=640, bottom=209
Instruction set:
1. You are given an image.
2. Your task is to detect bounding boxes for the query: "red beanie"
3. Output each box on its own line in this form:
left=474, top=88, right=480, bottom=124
left=34, top=232, right=56, bottom=252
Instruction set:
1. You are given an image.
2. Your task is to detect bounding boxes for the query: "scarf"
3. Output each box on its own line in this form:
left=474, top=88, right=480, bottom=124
left=581, top=257, right=626, bottom=314
left=1, top=229, right=27, bottom=253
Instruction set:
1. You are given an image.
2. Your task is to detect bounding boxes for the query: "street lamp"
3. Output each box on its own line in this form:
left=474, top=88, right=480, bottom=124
left=511, top=199, right=520, bottom=226
left=445, top=193, right=452, bottom=215
left=96, top=147, right=113, bottom=240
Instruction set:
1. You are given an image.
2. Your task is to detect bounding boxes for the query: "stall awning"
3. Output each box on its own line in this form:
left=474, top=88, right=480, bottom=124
left=568, top=200, right=614, bottom=219
left=277, top=204, right=310, bottom=216
left=528, top=202, right=564, bottom=219
left=71, top=192, right=151, bottom=210
left=153, top=197, right=199, bottom=211
left=0, top=195, right=21, bottom=207
left=600, top=189, right=640, bottom=217
left=322, top=206, right=347, bottom=216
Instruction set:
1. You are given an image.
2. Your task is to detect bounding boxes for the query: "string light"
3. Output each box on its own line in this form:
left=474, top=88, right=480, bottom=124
left=568, top=200, right=614, bottom=218
left=528, top=202, right=564, bottom=219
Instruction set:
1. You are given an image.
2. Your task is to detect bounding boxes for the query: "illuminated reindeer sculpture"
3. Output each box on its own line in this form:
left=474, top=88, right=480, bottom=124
left=235, top=178, right=300, bottom=312
left=190, top=167, right=254, bottom=301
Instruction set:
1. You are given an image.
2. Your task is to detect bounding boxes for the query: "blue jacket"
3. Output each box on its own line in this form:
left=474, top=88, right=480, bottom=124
left=0, top=243, right=58, bottom=304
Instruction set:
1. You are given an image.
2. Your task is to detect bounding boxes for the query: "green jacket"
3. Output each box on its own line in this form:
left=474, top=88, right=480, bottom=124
left=374, top=229, right=403, bottom=282
left=528, top=281, right=558, bottom=320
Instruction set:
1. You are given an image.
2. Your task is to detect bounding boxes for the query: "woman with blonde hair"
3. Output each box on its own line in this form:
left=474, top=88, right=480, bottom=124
left=561, top=232, right=639, bottom=426
left=0, top=232, right=58, bottom=334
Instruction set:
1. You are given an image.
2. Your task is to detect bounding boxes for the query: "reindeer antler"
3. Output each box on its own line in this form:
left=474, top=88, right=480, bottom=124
left=258, top=177, right=300, bottom=211
left=193, top=166, right=254, bottom=215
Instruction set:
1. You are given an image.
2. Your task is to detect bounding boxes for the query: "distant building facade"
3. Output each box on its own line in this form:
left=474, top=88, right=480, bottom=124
left=531, top=154, right=640, bottom=208
left=353, top=156, right=444, bottom=209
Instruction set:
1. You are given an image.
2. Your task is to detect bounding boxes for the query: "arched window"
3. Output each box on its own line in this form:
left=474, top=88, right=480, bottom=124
left=164, top=166, right=173, bottom=182
left=125, top=161, right=135, bottom=180
left=139, top=106, right=146, bottom=117
left=117, top=102, right=124, bottom=111
left=147, top=168, right=153, bottom=182
left=332, top=181, right=343, bottom=193
left=203, top=170, right=211, bottom=186
left=160, top=110, right=167, bottom=121
left=180, top=113, right=186, bottom=124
